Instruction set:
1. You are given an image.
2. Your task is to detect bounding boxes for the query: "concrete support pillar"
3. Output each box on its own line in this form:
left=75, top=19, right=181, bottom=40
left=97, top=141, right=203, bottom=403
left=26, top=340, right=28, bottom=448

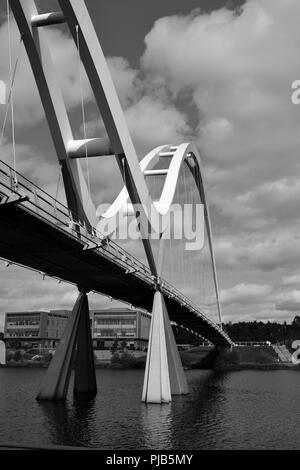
left=37, top=290, right=97, bottom=400
left=74, top=293, right=97, bottom=395
left=142, top=291, right=188, bottom=404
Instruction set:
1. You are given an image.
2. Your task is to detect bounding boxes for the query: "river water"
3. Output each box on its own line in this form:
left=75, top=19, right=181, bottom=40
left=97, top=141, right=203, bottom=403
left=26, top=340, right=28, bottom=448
left=0, top=368, right=299, bottom=449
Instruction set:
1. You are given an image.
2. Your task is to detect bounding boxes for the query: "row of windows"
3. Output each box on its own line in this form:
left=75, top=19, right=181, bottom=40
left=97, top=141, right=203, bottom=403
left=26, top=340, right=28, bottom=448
left=95, top=333, right=136, bottom=338
left=7, top=320, right=39, bottom=326
left=94, top=326, right=136, bottom=332
left=6, top=332, right=39, bottom=337
left=95, top=329, right=136, bottom=337
left=94, top=319, right=135, bottom=325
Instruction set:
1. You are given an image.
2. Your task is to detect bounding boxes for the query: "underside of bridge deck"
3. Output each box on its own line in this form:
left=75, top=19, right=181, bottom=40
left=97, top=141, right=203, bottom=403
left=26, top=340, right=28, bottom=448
left=0, top=201, right=230, bottom=347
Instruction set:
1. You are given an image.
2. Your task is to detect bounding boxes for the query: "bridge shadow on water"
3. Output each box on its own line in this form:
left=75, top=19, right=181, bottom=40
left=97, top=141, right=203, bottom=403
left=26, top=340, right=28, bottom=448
left=168, top=371, right=230, bottom=449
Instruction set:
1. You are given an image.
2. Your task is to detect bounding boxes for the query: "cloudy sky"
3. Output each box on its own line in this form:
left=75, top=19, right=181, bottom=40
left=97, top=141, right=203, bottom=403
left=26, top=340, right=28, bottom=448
left=1, top=0, right=300, bottom=330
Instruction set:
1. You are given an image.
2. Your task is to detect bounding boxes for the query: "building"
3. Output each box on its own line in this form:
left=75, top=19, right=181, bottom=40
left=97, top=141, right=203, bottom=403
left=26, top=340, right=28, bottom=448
left=91, top=308, right=151, bottom=350
left=4, top=310, right=70, bottom=349
left=4, top=307, right=151, bottom=351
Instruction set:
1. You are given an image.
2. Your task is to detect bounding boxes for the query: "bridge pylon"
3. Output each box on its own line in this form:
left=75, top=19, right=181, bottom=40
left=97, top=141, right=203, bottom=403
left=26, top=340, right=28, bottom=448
left=142, top=234, right=188, bottom=403
left=37, top=289, right=97, bottom=401
left=142, top=290, right=189, bottom=403
left=142, top=290, right=188, bottom=403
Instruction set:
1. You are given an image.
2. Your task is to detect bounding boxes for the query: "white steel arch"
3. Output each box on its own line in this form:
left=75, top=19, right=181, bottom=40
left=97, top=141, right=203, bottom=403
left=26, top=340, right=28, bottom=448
left=98, top=142, right=223, bottom=327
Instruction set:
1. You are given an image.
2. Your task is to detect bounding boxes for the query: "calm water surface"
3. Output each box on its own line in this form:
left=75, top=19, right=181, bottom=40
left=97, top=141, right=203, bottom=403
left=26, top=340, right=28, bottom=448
left=0, top=368, right=299, bottom=449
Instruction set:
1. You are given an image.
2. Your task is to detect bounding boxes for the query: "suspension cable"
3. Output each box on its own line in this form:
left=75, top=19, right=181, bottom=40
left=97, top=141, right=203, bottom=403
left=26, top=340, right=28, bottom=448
left=75, top=24, right=91, bottom=199
left=0, top=36, right=22, bottom=141
left=6, top=0, right=17, bottom=186
left=182, top=161, right=188, bottom=294
left=53, top=165, right=62, bottom=215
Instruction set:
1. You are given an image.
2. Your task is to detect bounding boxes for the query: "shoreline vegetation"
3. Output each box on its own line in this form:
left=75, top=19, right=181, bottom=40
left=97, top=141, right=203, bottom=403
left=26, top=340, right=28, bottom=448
left=2, top=345, right=299, bottom=371
left=212, top=347, right=299, bottom=371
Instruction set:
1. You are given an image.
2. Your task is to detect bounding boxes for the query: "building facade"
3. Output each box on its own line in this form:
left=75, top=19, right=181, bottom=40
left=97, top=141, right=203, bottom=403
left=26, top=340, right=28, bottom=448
left=91, top=308, right=151, bottom=350
left=4, top=310, right=70, bottom=349
left=4, top=308, right=151, bottom=351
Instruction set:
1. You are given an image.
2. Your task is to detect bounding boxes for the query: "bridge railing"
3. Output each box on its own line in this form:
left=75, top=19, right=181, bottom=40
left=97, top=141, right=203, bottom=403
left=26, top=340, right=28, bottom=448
left=0, top=160, right=231, bottom=342
left=0, top=160, right=153, bottom=285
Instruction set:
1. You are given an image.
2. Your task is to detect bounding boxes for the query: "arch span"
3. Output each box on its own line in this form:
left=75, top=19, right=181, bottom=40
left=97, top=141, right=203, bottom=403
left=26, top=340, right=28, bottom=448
left=97, top=141, right=222, bottom=326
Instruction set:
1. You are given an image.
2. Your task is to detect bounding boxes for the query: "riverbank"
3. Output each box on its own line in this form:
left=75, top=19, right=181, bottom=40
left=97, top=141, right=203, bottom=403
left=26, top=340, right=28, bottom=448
left=212, top=345, right=298, bottom=371
left=2, top=345, right=299, bottom=371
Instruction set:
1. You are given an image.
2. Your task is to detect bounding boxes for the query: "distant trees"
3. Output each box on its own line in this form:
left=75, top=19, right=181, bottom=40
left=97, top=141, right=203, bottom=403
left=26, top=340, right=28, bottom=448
left=224, top=316, right=300, bottom=344
left=292, top=316, right=300, bottom=328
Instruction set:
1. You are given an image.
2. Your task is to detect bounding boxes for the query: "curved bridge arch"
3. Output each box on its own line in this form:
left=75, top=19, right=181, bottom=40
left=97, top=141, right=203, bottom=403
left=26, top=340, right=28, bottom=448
left=97, top=141, right=222, bottom=326
left=98, top=143, right=203, bottom=219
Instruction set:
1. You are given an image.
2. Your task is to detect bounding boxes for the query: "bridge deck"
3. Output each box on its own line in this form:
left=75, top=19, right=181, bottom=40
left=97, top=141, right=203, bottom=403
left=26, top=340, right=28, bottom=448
left=0, top=161, right=232, bottom=347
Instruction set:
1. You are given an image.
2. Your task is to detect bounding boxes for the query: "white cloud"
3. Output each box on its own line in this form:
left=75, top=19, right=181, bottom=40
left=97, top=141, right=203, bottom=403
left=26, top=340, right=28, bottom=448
left=214, top=231, right=300, bottom=273
left=141, top=0, right=300, bottom=219
left=200, top=118, right=233, bottom=144
left=107, top=57, right=139, bottom=107
left=281, top=274, right=300, bottom=286
left=220, top=283, right=273, bottom=305
left=126, top=95, right=189, bottom=155
left=276, top=290, right=300, bottom=312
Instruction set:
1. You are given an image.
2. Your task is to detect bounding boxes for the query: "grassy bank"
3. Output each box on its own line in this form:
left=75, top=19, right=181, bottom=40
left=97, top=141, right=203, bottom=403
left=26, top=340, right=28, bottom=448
left=213, top=346, right=297, bottom=371
left=180, top=346, right=219, bottom=369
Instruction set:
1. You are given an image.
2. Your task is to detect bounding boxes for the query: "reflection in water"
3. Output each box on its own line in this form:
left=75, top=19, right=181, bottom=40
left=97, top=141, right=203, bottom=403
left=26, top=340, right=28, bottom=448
left=38, top=394, right=96, bottom=447
left=141, top=403, right=173, bottom=449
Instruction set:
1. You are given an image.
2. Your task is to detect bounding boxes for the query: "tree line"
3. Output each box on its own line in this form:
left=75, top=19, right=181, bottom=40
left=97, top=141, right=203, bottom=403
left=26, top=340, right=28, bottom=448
left=223, top=316, right=300, bottom=344
left=173, top=316, right=300, bottom=345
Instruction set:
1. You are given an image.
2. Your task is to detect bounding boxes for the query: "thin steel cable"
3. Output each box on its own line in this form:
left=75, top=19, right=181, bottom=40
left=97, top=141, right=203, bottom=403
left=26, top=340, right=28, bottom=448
left=6, top=1, right=18, bottom=185
left=75, top=25, right=91, bottom=199
left=53, top=166, right=62, bottom=216
left=0, top=37, right=22, bottom=144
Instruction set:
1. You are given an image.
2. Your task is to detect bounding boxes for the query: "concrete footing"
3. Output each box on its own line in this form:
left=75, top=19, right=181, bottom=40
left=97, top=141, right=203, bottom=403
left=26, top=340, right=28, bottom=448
left=142, top=291, right=188, bottom=404
left=37, top=291, right=97, bottom=400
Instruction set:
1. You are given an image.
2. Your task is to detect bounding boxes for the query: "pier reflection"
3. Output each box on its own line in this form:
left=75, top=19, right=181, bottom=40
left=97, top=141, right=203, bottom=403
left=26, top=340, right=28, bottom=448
left=141, top=402, right=173, bottom=449
left=38, top=394, right=96, bottom=447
